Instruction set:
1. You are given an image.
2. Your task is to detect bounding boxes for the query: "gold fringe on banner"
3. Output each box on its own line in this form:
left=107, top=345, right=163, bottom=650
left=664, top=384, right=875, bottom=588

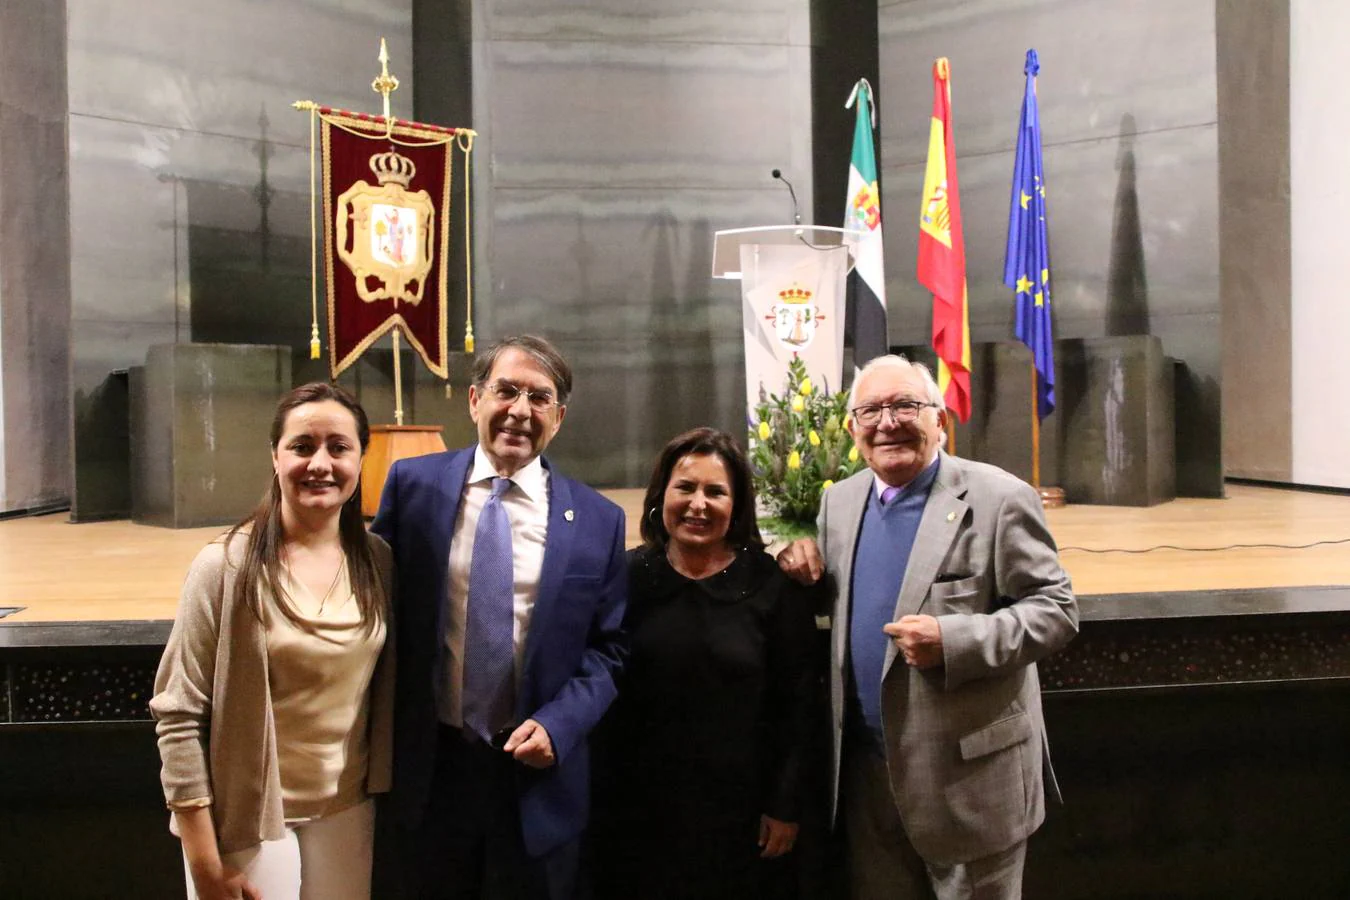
left=293, top=100, right=476, bottom=383
left=459, top=129, right=475, bottom=355
left=307, top=104, right=321, bottom=360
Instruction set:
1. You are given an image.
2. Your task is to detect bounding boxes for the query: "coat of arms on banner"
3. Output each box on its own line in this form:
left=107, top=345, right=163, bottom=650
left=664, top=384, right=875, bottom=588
left=336, top=150, right=436, bottom=305
left=768, top=285, right=823, bottom=351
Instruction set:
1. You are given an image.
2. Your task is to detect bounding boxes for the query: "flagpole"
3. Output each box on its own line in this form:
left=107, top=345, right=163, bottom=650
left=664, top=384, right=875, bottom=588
left=1030, top=360, right=1040, bottom=488
left=1031, top=362, right=1065, bottom=507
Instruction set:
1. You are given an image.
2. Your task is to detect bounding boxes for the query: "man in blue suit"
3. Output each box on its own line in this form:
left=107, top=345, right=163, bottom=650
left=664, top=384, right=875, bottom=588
left=372, top=334, right=627, bottom=900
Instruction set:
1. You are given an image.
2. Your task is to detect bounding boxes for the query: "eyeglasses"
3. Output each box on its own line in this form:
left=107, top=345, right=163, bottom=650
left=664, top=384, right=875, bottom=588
left=850, top=399, right=937, bottom=427
left=487, top=380, right=558, bottom=412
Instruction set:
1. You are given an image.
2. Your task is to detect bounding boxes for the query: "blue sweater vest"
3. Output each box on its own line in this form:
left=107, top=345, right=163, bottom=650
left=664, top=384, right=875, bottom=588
left=848, top=461, right=939, bottom=748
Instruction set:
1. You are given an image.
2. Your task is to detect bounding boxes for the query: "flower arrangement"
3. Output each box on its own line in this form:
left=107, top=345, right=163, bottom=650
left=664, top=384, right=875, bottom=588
left=748, top=357, right=865, bottom=539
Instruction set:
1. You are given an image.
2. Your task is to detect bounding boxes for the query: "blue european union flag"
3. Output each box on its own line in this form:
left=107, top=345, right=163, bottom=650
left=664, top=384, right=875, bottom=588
left=1003, top=49, right=1055, bottom=420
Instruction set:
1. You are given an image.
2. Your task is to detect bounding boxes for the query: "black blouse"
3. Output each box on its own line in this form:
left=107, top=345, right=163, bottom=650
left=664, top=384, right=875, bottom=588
left=605, top=545, right=818, bottom=822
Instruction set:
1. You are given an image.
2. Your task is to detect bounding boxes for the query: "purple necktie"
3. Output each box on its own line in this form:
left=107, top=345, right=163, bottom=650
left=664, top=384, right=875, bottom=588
left=880, top=485, right=902, bottom=506
left=462, top=477, right=515, bottom=743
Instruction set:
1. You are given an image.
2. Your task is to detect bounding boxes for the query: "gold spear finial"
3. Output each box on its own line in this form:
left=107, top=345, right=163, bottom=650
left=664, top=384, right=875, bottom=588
left=372, top=38, right=400, bottom=137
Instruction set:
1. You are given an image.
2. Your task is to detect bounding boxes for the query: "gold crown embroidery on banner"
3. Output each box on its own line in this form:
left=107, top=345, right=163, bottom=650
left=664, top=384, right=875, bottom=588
left=370, top=150, right=416, bottom=188
left=778, top=286, right=813, bottom=305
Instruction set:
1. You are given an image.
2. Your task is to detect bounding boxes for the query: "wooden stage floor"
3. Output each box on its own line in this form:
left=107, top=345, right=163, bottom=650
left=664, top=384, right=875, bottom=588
left=1, top=484, right=1348, bottom=624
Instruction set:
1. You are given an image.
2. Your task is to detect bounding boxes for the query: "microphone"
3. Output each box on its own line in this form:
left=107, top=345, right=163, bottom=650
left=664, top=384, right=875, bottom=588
left=771, top=169, right=802, bottom=228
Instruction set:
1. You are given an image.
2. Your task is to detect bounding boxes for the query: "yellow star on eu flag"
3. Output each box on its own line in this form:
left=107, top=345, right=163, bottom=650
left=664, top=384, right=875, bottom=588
left=1015, top=274, right=1033, bottom=295
left=1034, top=291, right=1044, bottom=307
left=1020, top=191, right=1031, bottom=210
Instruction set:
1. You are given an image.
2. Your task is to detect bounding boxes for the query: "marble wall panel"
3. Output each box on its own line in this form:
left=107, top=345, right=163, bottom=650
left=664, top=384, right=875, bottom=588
left=878, top=0, right=1222, bottom=496
left=68, top=116, right=314, bottom=328
left=876, top=0, right=1217, bottom=165
left=67, top=1, right=414, bottom=146
left=482, top=40, right=814, bottom=194
left=470, top=0, right=815, bottom=489
left=63, top=1, right=417, bottom=518
left=1219, top=0, right=1290, bottom=482
left=547, top=336, right=748, bottom=487
left=809, top=0, right=881, bottom=228
left=483, top=0, right=809, bottom=45
left=412, top=0, right=473, bottom=126
left=882, top=125, right=1219, bottom=343
left=483, top=186, right=787, bottom=484
left=66, top=115, right=311, bottom=518
left=68, top=118, right=181, bottom=330
left=485, top=187, right=777, bottom=335
left=0, top=0, right=71, bottom=513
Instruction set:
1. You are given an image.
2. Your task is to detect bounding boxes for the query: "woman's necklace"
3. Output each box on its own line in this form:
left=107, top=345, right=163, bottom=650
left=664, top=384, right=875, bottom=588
left=315, top=556, right=346, bottom=616
left=283, top=547, right=346, bottom=617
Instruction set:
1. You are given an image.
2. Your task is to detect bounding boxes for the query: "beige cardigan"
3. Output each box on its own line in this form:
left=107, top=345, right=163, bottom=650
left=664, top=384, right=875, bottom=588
left=149, top=530, right=395, bottom=854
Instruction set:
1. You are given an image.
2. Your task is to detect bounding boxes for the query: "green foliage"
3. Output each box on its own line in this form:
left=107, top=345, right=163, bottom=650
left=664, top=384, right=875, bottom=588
left=749, top=357, right=865, bottom=527
left=756, top=515, right=821, bottom=543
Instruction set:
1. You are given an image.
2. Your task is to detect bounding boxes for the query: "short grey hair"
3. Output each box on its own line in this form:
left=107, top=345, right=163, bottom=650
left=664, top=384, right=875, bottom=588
left=847, top=354, right=945, bottom=410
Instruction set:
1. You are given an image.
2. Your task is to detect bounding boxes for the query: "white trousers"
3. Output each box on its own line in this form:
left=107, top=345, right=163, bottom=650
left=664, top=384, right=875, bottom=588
left=184, top=799, right=375, bottom=900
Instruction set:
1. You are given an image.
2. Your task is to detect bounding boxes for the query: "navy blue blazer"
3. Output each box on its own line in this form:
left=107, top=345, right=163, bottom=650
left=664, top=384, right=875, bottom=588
left=371, top=446, right=628, bottom=857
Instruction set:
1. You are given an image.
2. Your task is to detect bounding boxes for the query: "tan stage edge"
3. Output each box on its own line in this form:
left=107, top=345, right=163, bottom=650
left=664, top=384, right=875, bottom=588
left=1, top=485, right=1348, bottom=624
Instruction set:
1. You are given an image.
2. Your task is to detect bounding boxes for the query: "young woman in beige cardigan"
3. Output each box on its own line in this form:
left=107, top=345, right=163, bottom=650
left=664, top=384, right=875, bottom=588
left=151, top=383, right=394, bottom=900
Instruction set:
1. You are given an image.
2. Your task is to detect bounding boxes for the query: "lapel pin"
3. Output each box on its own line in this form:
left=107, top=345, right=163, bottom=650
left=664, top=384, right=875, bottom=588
left=946, top=511, right=957, bottom=522
left=564, top=509, right=574, bottom=522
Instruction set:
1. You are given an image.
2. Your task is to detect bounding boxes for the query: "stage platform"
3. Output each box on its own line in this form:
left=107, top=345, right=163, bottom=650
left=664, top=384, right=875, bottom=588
left=4, top=483, right=1350, bottom=898
left=0, top=483, right=1346, bottom=624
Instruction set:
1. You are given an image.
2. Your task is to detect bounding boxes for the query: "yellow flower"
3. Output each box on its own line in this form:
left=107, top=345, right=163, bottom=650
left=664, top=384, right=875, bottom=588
left=848, top=445, right=859, bottom=462
left=799, top=377, right=813, bottom=395
left=787, top=450, right=801, bottom=470
left=758, top=420, right=771, bottom=440
left=824, top=415, right=838, bottom=434
left=791, top=395, right=805, bottom=413
left=808, top=430, right=821, bottom=447
left=821, top=479, right=834, bottom=492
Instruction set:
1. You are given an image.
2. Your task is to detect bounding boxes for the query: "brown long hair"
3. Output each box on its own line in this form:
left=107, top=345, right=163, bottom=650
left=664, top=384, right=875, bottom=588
left=639, top=427, right=764, bottom=552
left=227, top=382, right=387, bottom=634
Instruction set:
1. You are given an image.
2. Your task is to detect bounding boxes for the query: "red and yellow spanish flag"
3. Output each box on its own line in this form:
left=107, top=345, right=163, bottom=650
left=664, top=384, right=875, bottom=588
left=917, top=58, right=972, bottom=423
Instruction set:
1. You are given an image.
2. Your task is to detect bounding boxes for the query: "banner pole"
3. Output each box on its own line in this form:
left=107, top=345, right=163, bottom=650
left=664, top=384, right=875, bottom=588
left=392, top=328, right=405, bottom=425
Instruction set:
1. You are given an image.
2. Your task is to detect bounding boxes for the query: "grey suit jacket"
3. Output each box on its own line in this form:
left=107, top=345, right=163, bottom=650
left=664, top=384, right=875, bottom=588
left=820, top=452, right=1078, bottom=866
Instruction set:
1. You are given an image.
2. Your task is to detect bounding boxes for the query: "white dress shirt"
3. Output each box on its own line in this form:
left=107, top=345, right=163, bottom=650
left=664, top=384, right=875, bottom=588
left=439, top=446, right=551, bottom=727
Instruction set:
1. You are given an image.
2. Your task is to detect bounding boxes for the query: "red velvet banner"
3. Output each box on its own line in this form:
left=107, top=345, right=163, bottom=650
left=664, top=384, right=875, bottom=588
left=321, top=111, right=454, bottom=378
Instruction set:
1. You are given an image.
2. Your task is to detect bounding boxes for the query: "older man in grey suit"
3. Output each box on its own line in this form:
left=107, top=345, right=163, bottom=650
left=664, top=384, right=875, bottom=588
left=779, top=354, right=1078, bottom=900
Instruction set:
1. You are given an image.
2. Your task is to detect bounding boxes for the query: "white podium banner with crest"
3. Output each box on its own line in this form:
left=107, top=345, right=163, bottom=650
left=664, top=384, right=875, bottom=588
left=739, top=243, right=850, bottom=417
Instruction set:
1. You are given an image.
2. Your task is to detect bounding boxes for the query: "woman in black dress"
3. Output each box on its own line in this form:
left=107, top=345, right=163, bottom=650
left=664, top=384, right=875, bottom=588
left=593, top=427, right=817, bottom=900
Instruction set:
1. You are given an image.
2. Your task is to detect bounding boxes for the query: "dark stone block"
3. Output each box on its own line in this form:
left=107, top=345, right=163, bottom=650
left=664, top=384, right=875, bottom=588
left=964, top=341, right=1061, bottom=488
left=894, top=336, right=1174, bottom=504
left=1057, top=335, right=1175, bottom=506
left=130, top=343, right=291, bottom=528
left=70, top=371, right=131, bottom=522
